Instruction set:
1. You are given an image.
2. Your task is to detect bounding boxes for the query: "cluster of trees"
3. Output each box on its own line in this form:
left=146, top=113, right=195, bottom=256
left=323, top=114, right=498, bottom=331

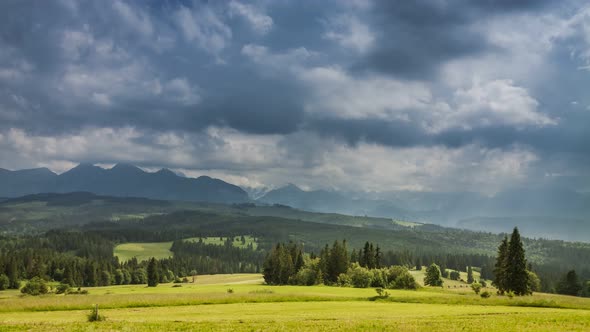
left=556, top=270, right=589, bottom=297
left=0, top=231, right=221, bottom=290
left=169, top=239, right=263, bottom=275
left=493, top=227, right=538, bottom=296
left=263, top=240, right=418, bottom=290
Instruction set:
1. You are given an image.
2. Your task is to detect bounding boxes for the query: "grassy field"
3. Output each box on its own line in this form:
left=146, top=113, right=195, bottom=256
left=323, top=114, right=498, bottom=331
left=114, top=236, right=258, bottom=262
left=114, top=242, right=173, bottom=262
left=0, top=274, right=589, bottom=331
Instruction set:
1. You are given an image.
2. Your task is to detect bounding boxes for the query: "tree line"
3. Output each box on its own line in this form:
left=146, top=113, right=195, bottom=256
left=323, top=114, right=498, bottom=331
left=263, top=240, right=418, bottom=290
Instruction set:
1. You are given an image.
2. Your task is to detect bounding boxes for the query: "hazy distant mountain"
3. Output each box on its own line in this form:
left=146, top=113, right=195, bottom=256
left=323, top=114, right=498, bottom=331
left=242, top=186, right=272, bottom=200
left=259, top=184, right=410, bottom=218
left=0, top=163, right=249, bottom=203
left=0, top=167, right=57, bottom=197
left=259, top=184, right=590, bottom=241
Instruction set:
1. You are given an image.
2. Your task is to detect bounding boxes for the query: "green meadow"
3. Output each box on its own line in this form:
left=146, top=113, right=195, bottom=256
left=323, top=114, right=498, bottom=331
left=114, top=236, right=258, bottom=262
left=114, top=242, right=174, bottom=262
left=0, top=274, right=589, bottom=331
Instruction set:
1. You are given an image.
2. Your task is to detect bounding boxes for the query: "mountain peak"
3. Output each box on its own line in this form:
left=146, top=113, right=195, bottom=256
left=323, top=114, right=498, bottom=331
left=282, top=183, right=303, bottom=192
left=155, top=168, right=177, bottom=177
left=110, top=163, right=145, bottom=174
left=63, top=163, right=104, bottom=175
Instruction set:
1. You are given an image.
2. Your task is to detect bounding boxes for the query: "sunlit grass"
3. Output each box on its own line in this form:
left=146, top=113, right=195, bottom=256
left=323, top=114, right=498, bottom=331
left=0, top=274, right=589, bottom=331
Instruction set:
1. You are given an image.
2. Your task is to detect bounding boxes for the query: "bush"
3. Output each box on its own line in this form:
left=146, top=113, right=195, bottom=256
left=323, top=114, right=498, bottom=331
left=336, top=273, right=352, bottom=287
left=506, top=291, right=515, bottom=299
left=172, top=284, right=182, bottom=288
left=471, top=282, right=482, bottom=294
left=68, top=287, right=89, bottom=295
left=55, top=283, right=71, bottom=294
left=480, top=280, right=487, bottom=288
left=290, top=258, right=322, bottom=286
left=227, top=288, right=234, bottom=294
left=480, top=291, right=491, bottom=298
left=392, top=271, right=418, bottom=290
left=87, top=305, right=105, bottom=322
left=348, top=264, right=373, bottom=288
left=449, top=271, right=461, bottom=281
left=0, top=274, right=9, bottom=290
left=375, top=288, right=390, bottom=298
left=20, top=277, right=49, bottom=296
left=370, top=269, right=387, bottom=288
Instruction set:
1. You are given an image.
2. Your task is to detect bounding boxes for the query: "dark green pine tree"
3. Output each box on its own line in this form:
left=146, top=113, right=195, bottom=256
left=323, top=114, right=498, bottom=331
left=505, top=227, right=529, bottom=295
left=424, top=263, right=443, bottom=287
left=359, top=242, right=370, bottom=268
left=84, top=262, right=97, bottom=287
left=375, top=245, right=382, bottom=269
left=556, top=270, right=582, bottom=296
left=325, top=240, right=349, bottom=284
left=493, top=236, right=509, bottom=294
left=467, top=266, right=474, bottom=284
left=147, top=257, right=159, bottom=287
left=7, top=259, right=20, bottom=289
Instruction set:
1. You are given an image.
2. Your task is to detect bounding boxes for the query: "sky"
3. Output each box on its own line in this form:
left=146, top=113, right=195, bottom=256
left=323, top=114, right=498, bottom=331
left=0, top=0, right=589, bottom=194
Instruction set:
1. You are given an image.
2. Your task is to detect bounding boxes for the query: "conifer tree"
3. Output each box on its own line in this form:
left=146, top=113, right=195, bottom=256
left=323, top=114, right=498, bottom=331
left=493, top=236, right=509, bottom=294
left=556, top=270, right=582, bottom=296
left=467, top=266, right=474, bottom=284
left=147, top=257, right=159, bottom=287
left=505, top=227, right=529, bottom=295
left=424, top=263, right=443, bottom=287
left=7, top=259, right=20, bottom=289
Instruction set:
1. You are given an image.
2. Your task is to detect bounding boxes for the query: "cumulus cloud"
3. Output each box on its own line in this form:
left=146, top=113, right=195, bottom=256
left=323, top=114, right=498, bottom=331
left=228, top=1, right=273, bottom=34
left=322, top=15, right=374, bottom=52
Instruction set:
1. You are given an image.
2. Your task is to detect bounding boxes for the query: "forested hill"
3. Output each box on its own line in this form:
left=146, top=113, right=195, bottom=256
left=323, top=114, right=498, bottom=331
left=1, top=192, right=590, bottom=293
left=0, top=164, right=249, bottom=203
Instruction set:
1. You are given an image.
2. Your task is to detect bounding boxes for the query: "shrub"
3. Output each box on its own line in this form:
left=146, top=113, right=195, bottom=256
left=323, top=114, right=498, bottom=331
left=370, top=269, right=387, bottom=288
left=385, top=266, right=407, bottom=283
left=480, top=291, right=491, bottom=298
left=471, top=282, right=482, bottom=294
left=449, top=271, right=461, bottom=281
left=55, top=283, right=71, bottom=294
left=290, top=258, right=321, bottom=286
left=87, top=305, right=105, bottom=322
left=227, top=288, right=234, bottom=294
left=172, top=284, right=182, bottom=288
left=392, top=271, right=418, bottom=290
left=0, top=274, right=9, bottom=290
left=68, top=287, right=89, bottom=295
left=348, top=264, right=373, bottom=288
left=375, top=288, right=390, bottom=298
left=480, top=280, right=487, bottom=288
left=20, top=277, right=49, bottom=296
left=506, top=291, right=515, bottom=299
left=336, top=273, right=352, bottom=287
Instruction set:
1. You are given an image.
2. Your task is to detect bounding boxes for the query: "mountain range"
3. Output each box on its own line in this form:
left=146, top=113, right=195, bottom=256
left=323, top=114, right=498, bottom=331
left=0, top=164, right=248, bottom=203
left=259, top=184, right=590, bottom=242
left=1, top=164, right=589, bottom=241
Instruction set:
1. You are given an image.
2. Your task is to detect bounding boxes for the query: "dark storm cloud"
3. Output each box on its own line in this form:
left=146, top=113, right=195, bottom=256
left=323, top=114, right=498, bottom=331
left=355, top=0, right=556, bottom=79
left=0, top=0, right=589, bottom=192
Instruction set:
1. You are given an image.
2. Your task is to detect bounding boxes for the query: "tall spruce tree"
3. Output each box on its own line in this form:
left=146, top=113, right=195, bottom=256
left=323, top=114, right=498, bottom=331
left=147, top=257, right=159, bottom=287
left=467, top=266, right=474, bottom=284
left=7, top=259, right=20, bottom=289
left=505, top=227, right=529, bottom=295
left=556, top=270, right=582, bottom=296
left=325, top=240, right=349, bottom=284
left=493, top=236, right=509, bottom=294
left=424, top=263, right=443, bottom=287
